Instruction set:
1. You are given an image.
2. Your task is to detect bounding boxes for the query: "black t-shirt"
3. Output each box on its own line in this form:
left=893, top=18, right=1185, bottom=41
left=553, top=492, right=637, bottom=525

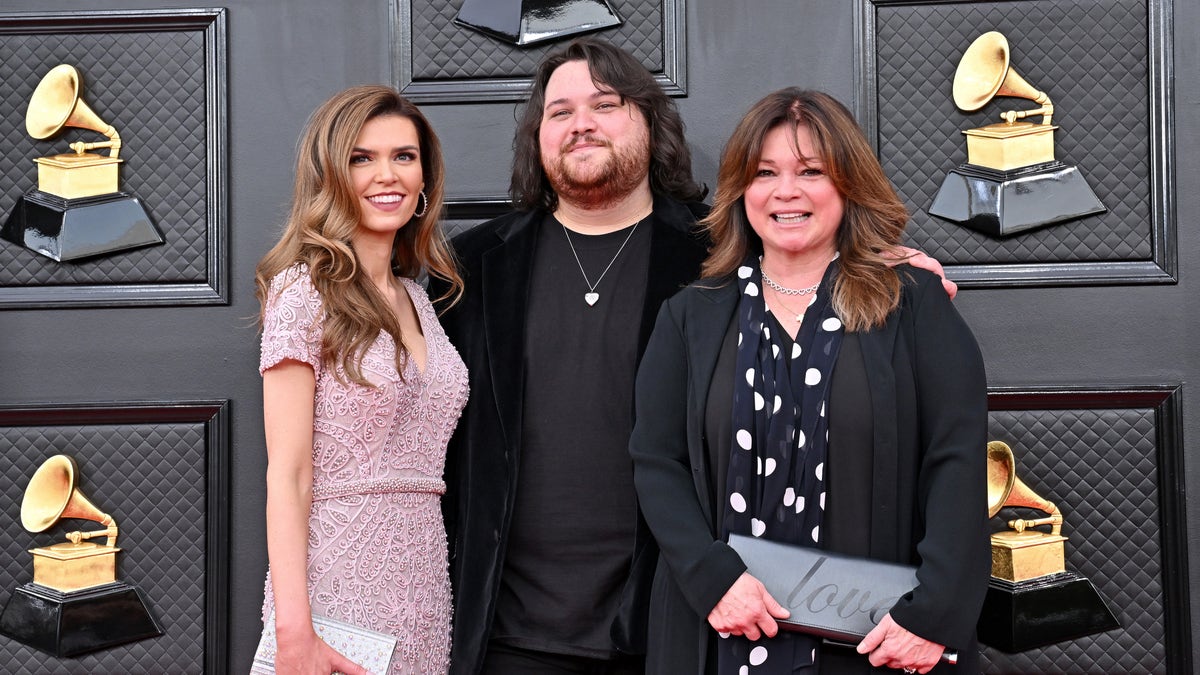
left=490, top=214, right=652, bottom=658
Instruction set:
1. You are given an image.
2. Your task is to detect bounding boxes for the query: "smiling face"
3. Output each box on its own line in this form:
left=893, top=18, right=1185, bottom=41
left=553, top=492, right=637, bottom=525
left=348, top=114, right=424, bottom=245
left=538, top=59, right=651, bottom=209
left=743, top=123, right=844, bottom=263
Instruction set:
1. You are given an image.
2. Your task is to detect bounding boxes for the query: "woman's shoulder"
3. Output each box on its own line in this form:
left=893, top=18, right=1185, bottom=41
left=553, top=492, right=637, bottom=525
left=657, top=279, right=739, bottom=333
left=892, top=263, right=940, bottom=286
left=670, top=277, right=739, bottom=308
left=264, top=263, right=323, bottom=319
left=267, top=263, right=319, bottom=297
left=269, top=262, right=311, bottom=288
left=891, top=263, right=946, bottom=303
left=260, top=264, right=325, bottom=366
left=888, top=263, right=974, bottom=338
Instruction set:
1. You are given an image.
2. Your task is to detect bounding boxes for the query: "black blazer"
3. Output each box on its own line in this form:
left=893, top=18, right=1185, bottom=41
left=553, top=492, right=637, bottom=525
left=629, top=267, right=991, bottom=674
left=431, top=195, right=710, bottom=674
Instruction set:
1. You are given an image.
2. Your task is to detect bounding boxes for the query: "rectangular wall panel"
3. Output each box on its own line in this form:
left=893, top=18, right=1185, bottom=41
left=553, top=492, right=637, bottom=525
left=0, top=401, right=229, bottom=674
left=393, top=0, right=685, bottom=102
left=857, top=0, right=1174, bottom=287
left=0, top=9, right=228, bottom=307
left=981, top=388, right=1188, bottom=674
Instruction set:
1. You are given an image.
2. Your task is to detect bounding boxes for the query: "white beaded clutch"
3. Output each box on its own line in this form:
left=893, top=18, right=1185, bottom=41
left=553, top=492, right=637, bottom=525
left=251, top=611, right=397, bottom=674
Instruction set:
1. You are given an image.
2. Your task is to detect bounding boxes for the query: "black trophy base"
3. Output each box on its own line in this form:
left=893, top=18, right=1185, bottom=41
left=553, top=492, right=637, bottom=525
left=977, top=571, right=1120, bottom=653
left=454, top=0, right=621, bottom=46
left=0, top=581, right=163, bottom=657
left=1, top=189, right=163, bottom=262
left=928, top=161, right=1106, bottom=237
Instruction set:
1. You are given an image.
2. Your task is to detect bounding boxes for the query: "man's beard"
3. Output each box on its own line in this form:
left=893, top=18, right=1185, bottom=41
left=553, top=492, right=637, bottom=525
left=544, top=133, right=651, bottom=210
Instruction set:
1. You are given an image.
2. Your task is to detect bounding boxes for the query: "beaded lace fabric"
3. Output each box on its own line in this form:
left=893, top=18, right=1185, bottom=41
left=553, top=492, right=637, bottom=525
left=258, top=265, right=469, bottom=674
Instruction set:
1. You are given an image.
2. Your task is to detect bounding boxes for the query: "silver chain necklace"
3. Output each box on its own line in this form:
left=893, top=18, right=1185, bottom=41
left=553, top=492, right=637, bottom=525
left=561, top=218, right=643, bottom=306
left=768, top=291, right=815, bottom=323
left=760, top=268, right=820, bottom=296
left=760, top=251, right=839, bottom=296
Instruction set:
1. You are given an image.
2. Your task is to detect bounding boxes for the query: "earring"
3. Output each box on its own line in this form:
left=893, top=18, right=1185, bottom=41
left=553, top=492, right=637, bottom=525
left=412, top=190, right=428, bottom=218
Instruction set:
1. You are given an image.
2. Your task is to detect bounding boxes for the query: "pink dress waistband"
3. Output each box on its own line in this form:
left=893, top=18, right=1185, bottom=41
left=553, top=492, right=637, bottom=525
left=311, top=476, right=446, bottom=501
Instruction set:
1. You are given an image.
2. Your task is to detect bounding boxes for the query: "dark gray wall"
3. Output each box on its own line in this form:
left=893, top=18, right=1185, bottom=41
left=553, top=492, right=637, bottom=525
left=0, top=0, right=1195, bottom=672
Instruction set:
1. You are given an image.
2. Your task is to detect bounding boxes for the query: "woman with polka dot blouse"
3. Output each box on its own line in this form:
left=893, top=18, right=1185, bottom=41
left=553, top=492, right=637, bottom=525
left=630, top=89, right=989, bottom=675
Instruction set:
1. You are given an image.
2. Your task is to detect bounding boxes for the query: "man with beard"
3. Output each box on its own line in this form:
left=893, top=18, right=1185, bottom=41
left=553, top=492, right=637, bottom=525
left=431, top=37, right=953, bottom=675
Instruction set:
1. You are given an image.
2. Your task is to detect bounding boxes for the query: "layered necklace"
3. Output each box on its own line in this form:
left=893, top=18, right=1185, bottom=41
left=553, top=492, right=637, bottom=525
left=760, top=252, right=839, bottom=323
left=561, top=217, right=644, bottom=306
left=761, top=273, right=817, bottom=323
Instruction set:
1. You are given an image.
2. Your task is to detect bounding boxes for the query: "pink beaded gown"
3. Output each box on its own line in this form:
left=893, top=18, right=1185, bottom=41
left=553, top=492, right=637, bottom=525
left=258, top=265, right=468, bottom=674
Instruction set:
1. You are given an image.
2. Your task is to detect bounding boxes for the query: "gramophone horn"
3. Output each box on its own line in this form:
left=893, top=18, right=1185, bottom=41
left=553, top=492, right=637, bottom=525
left=1004, top=474, right=1058, bottom=516
left=985, top=441, right=1064, bottom=536
left=986, top=441, right=1017, bottom=518
left=25, top=64, right=120, bottom=157
left=952, top=31, right=1048, bottom=111
left=20, top=454, right=112, bottom=534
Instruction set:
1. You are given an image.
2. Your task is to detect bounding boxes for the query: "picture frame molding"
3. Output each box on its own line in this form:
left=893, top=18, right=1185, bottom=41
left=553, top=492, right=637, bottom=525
left=0, top=8, right=229, bottom=308
left=854, top=0, right=1175, bottom=288
left=391, top=0, right=687, bottom=103
left=985, top=384, right=1190, bottom=674
left=0, top=398, right=231, bottom=672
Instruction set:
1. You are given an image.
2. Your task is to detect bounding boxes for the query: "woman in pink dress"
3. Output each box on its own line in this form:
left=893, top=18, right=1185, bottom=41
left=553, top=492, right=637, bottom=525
left=254, top=86, right=468, bottom=674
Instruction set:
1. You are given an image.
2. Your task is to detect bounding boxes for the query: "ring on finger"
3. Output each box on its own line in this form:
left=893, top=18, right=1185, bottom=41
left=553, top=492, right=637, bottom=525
left=903, top=668, right=916, bottom=674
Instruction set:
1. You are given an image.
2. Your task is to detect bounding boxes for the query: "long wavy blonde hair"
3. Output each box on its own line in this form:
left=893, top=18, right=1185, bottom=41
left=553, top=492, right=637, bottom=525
left=255, top=85, right=462, bottom=384
left=702, top=89, right=909, bottom=331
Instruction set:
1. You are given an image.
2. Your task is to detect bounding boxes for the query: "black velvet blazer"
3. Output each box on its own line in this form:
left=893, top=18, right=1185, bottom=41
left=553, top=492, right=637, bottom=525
left=629, top=266, right=991, bottom=674
left=431, top=195, right=710, bottom=674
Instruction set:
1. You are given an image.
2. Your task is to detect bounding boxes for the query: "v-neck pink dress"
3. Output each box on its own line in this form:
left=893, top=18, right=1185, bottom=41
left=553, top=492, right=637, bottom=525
left=258, top=264, right=468, bottom=674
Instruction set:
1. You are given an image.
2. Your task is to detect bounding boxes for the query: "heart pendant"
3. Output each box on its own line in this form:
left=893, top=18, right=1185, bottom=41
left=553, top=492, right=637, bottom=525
left=585, top=292, right=599, bottom=306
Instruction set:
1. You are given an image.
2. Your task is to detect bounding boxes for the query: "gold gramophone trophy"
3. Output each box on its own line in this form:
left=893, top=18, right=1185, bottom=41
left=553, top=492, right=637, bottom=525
left=1, top=64, right=163, bottom=262
left=976, top=441, right=1119, bottom=652
left=0, top=455, right=161, bottom=657
left=928, top=32, right=1106, bottom=236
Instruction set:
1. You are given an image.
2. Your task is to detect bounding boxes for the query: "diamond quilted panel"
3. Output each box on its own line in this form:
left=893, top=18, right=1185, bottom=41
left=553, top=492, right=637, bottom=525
left=0, top=29, right=210, bottom=286
left=0, top=423, right=208, bottom=674
left=872, top=0, right=1154, bottom=265
left=407, top=0, right=664, bottom=80
left=982, top=408, right=1167, bottom=673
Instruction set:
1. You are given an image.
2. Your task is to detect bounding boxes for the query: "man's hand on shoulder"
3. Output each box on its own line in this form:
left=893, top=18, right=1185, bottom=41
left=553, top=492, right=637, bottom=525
left=884, top=245, right=957, bottom=300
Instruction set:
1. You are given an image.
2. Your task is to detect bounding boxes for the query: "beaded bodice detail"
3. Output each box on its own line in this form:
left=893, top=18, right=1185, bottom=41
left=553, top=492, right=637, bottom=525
left=260, top=265, right=468, bottom=491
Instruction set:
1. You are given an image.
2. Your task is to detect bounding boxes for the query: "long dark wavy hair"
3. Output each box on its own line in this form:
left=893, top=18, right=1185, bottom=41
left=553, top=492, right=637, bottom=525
left=255, top=85, right=462, bottom=385
left=702, top=88, right=910, bottom=331
left=510, top=37, right=706, bottom=211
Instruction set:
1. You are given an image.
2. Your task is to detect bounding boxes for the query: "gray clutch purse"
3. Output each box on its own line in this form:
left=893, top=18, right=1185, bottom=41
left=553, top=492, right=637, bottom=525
left=728, top=534, right=959, bottom=665
left=251, top=611, right=397, bottom=674
left=728, top=533, right=918, bottom=642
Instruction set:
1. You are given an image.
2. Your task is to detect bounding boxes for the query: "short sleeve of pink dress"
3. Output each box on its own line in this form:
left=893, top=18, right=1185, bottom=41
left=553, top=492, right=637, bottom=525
left=259, top=265, right=468, bottom=675
left=260, top=264, right=324, bottom=375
